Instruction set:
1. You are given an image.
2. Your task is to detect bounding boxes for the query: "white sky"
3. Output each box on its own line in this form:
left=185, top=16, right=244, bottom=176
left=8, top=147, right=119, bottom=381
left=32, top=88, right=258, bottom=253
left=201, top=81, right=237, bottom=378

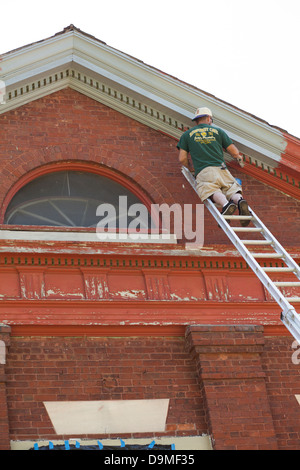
left=0, top=0, right=299, bottom=138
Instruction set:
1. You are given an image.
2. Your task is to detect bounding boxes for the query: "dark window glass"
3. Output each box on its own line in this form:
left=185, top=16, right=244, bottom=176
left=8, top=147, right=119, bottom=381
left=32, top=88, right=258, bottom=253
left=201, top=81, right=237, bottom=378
left=4, top=171, right=153, bottom=229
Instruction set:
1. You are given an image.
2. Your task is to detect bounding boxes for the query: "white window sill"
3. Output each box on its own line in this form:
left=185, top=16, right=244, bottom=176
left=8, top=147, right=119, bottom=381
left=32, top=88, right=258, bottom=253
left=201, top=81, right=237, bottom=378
left=0, top=228, right=177, bottom=244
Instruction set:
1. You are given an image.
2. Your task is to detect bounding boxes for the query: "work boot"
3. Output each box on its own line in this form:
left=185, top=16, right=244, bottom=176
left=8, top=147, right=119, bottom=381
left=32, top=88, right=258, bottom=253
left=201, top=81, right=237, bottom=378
left=220, top=201, right=237, bottom=225
left=238, top=199, right=251, bottom=226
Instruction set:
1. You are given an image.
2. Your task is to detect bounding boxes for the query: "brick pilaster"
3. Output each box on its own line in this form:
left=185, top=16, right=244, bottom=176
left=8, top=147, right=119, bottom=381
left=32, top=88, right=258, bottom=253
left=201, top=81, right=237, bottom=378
left=0, top=325, right=11, bottom=450
left=186, top=325, right=278, bottom=450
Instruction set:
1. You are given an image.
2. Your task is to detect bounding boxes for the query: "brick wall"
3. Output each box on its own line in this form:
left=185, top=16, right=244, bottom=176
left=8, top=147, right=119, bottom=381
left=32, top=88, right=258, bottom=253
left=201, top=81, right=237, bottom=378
left=2, top=330, right=300, bottom=449
left=185, top=326, right=300, bottom=450
left=186, top=325, right=279, bottom=450
left=0, top=88, right=299, bottom=246
left=262, top=337, right=300, bottom=450
left=6, top=336, right=206, bottom=442
left=0, top=325, right=10, bottom=450
left=1, top=88, right=300, bottom=450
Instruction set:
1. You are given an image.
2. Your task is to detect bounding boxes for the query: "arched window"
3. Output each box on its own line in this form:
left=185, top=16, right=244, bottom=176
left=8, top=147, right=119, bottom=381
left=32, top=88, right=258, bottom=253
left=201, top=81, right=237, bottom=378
left=4, top=171, right=154, bottom=230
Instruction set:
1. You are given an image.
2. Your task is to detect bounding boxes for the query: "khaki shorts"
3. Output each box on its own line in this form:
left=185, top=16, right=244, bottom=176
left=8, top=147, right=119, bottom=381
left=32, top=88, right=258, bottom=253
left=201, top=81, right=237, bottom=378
left=196, top=166, right=242, bottom=202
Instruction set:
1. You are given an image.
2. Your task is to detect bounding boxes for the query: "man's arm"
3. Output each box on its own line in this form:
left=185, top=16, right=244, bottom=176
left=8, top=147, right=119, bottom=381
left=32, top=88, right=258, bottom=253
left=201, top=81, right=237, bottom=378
left=178, top=148, right=190, bottom=168
left=226, top=144, right=244, bottom=167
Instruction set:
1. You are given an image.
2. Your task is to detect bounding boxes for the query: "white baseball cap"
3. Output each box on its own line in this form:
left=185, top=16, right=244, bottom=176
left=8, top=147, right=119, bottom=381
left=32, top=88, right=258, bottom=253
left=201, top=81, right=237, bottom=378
left=192, top=107, right=213, bottom=121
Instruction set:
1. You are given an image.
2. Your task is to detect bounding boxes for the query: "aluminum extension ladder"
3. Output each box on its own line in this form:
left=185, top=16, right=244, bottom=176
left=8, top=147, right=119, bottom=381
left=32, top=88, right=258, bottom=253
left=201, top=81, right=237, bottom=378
left=182, top=166, right=300, bottom=343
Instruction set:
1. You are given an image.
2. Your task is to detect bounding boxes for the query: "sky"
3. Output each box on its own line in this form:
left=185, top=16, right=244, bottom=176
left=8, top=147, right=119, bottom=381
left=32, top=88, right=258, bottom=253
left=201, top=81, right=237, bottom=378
left=0, top=0, right=299, bottom=138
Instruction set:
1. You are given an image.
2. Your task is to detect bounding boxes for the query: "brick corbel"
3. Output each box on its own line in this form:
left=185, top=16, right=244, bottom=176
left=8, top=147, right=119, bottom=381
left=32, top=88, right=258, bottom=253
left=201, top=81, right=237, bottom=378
left=186, top=325, right=278, bottom=450
left=0, top=325, right=11, bottom=450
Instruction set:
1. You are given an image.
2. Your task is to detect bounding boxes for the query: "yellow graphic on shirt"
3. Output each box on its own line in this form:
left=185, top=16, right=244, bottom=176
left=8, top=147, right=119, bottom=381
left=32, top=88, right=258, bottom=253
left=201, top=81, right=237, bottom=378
left=189, top=127, right=218, bottom=144
left=189, top=127, right=219, bottom=137
left=194, top=131, right=216, bottom=144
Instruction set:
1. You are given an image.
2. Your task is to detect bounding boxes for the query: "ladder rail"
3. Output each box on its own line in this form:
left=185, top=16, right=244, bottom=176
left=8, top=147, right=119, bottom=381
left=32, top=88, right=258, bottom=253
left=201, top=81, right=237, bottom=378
left=204, top=197, right=297, bottom=315
left=247, top=205, right=300, bottom=280
left=281, top=310, right=300, bottom=345
left=181, top=166, right=300, bottom=342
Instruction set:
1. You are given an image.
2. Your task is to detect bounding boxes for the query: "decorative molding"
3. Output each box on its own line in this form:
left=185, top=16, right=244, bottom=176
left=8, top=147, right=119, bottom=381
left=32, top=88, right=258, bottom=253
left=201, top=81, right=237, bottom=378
left=0, top=254, right=296, bottom=315
left=2, top=63, right=299, bottom=197
left=0, top=299, right=285, bottom=333
left=263, top=285, right=274, bottom=303
left=0, top=252, right=256, bottom=270
left=83, top=271, right=109, bottom=300
left=2, top=65, right=291, bottom=173
left=8, top=324, right=289, bottom=338
left=204, top=274, right=229, bottom=301
left=227, top=155, right=300, bottom=201
left=18, top=269, right=45, bottom=300
left=2, top=67, right=187, bottom=140
left=143, top=272, right=171, bottom=300
left=1, top=25, right=295, bottom=173
left=3, top=68, right=298, bottom=200
left=9, top=324, right=186, bottom=337
left=0, top=250, right=298, bottom=271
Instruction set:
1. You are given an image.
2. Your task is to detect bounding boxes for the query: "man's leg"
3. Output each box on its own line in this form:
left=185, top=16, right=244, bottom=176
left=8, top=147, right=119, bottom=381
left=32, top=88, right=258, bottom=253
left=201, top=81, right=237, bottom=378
left=211, top=191, right=228, bottom=207
left=230, top=192, right=251, bottom=227
left=211, top=191, right=237, bottom=223
left=211, top=191, right=251, bottom=227
left=230, top=192, right=243, bottom=205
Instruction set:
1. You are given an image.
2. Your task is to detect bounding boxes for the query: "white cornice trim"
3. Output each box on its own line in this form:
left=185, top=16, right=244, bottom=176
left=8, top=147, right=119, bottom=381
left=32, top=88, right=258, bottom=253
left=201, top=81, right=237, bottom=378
left=4, top=55, right=73, bottom=87
left=73, top=54, right=190, bottom=118
left=0, top=28, right=287, bottom=167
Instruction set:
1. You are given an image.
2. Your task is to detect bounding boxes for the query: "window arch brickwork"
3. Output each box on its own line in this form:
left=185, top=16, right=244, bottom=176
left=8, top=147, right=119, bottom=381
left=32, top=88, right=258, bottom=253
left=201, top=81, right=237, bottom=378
left=3, top=164, right=157, bottom=229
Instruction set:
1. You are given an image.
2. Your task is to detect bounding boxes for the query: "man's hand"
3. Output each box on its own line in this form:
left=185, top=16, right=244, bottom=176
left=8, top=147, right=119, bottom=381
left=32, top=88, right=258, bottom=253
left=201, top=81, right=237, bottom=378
left=226, top=144, right=245, bottom=167
left=237, top=155, right=245, bottom=167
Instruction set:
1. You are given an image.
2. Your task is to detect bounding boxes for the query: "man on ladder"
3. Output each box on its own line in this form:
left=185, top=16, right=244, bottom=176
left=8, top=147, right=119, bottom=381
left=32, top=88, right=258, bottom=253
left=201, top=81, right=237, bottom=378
left=177, top=107, right=251, bottom=226
left=178, top=107, right=300, bottom=343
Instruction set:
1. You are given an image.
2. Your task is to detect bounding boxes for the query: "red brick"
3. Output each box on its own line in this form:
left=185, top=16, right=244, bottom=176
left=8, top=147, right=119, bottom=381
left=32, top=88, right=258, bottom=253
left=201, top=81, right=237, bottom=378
left=0, top=88, right=300, bottom=451
left=1, top=88, right=300, bottom=244
left=6, top=336, right=206, bottom=442
left=186, top=325, right=279, bottom=450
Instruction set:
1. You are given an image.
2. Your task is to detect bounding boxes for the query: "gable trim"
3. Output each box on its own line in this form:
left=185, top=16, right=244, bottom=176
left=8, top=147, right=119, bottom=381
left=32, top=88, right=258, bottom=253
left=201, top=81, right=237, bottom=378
left=1, top=26, right=299, bottom=190
left=227, top=158, right=300, bottom=201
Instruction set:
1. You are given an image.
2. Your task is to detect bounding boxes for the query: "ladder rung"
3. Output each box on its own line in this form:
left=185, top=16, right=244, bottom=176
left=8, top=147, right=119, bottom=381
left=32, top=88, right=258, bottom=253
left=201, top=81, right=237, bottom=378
left=275, top=282, right=300, bottom=287
left=232, top=227, right=262, bottom=232
left=262, top=267, right=295, bottom=273
left=242, top=240, right=272, bottom=245
left=286, top=297, right=300, bottom=303
left=252, top=253, right=283, bottom=259
left=223, top=215, right=254, bottom=220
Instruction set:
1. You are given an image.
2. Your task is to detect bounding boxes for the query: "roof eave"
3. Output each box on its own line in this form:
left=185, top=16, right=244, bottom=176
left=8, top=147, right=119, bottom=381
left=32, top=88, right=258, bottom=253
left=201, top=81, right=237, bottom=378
left=1, top=25, right=299, bottom=178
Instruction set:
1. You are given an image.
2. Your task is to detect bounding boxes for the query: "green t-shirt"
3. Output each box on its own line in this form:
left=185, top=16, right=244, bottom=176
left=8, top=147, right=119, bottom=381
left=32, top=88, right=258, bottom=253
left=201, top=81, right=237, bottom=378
left=177, top=124, right=233, bottom=176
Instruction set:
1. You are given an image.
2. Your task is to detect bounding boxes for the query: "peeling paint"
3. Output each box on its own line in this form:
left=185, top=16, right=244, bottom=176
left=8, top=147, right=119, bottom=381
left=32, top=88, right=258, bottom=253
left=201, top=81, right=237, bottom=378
left=46, top=289, right=56, bottom=296
left=170, top=293, right=200, bottom=301
left=114, top=290, right=145, bottom=299
left=46, top=289, right=85, bottom=299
